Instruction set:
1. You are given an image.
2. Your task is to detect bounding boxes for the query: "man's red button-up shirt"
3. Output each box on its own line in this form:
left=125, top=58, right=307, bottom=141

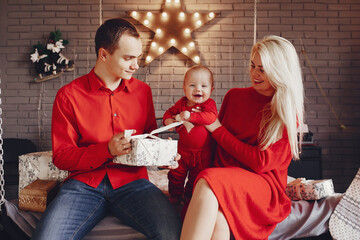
left=51, top=68, right=157, bottom=189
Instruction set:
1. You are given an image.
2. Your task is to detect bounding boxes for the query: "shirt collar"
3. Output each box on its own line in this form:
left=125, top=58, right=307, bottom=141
left=88, top=68, right=133, bottom=93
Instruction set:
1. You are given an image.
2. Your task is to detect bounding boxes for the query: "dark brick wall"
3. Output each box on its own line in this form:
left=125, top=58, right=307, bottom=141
left=0, top=0, right=359, bottom=193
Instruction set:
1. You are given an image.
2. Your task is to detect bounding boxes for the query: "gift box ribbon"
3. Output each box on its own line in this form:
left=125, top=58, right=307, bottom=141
left=126, top=121, right=183, bottom=140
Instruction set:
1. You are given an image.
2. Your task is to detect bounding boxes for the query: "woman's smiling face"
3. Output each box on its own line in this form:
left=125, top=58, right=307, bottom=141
left=250, top=52, right=275, bottom=96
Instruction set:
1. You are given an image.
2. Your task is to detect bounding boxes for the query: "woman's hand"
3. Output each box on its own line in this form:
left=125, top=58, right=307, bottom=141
left=205, top=118, right=222, bottom=133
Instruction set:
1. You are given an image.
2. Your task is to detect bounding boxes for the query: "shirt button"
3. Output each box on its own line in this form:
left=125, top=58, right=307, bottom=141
left=114, top=113, right=117, bottom=117
left=111, top=93, right=114, bottom=96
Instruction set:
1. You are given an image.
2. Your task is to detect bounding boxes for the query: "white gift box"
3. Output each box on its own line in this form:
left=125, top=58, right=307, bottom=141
left=18, top=151, right=68, bottom=192
left=286, top=178, right=335, bottom=201
left=113, top=122, right=182, bottom=166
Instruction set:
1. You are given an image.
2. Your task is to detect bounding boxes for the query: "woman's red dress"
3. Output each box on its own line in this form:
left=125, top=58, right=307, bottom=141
left=197, top=87, right=292, bottom=240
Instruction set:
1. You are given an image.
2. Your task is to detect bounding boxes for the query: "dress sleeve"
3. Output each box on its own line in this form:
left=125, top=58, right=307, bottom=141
left=189, top=98, right=218, bottom=125
left=51, top=90, right=113, bottom=172
left=212, top=126, right=291, bottom=173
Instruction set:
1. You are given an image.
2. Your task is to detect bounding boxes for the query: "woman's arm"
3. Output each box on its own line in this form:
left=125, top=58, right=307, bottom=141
left=211, top=126, right=291, bottom=173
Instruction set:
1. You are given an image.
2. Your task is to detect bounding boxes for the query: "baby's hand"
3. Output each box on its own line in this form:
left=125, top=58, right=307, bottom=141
left=164, top=118, right=177, bottom=131
left=180, top=110, right=191, bottom=121
left=191, top=106, right=202, bottom=113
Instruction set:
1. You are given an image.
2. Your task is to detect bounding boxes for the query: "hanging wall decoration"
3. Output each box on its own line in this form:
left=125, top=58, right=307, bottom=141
left=30, top=30, right=75, bottom=82
left=128, top=0, right=217, bottom=65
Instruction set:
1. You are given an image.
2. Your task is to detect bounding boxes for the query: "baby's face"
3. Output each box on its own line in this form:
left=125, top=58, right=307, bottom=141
left=183, top=70, right=213, bottom=107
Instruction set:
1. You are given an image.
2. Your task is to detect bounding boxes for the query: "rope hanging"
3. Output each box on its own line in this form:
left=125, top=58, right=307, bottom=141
left=253, top=0, right=257, bottom=44
left=37, top=82, right=47, bottom=149
left=99, top=0, right=103, bottom=25
left=300, top=41, right=346, bottom=130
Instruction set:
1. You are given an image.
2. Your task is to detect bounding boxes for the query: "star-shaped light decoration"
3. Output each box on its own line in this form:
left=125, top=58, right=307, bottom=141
left=128, top=0, right=217, bottom=65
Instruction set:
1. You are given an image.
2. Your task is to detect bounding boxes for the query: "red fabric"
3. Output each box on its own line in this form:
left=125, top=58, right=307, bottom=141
left=51, top=68, right=157, bottom=189
left=163, top=97, right=217, bottom=149
left=163, top=97, right=217, bottom=198
left=168, top=144, right=212, bottom=198
left=197, top=87, right=292, bottom=240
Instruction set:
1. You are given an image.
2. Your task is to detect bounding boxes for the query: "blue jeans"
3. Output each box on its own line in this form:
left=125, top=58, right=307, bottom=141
left=32, top=176, right=182, bottom=240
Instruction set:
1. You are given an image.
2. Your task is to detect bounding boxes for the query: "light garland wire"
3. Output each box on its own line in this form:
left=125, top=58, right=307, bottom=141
left=254, top=0, right=257, bottom=44
left=301, top=41, right=346, bottom=130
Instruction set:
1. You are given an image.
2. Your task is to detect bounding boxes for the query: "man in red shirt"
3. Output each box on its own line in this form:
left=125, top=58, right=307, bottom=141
left=32, top=18, right=182, bottom=240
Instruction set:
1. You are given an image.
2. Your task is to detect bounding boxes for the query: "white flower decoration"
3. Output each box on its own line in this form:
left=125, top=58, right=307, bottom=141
left=47, top=39, right=65, bottom=53
left=30, top=49, right=47, bottom=63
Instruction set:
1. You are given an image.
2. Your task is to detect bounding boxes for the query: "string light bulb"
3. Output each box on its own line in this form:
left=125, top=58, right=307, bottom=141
left=127, top=2, right=218, bottom=65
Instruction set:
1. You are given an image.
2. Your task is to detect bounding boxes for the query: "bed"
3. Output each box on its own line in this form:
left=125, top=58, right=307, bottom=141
left=3, top=166, right=341, bottom=240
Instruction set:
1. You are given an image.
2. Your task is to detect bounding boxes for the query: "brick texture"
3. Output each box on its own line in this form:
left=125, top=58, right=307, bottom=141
left=0, top=0, right=359, bottom=193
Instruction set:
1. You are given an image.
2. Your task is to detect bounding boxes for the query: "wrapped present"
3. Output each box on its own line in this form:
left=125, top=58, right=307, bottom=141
left=19, top=151, right=68, bottom=192
left=113, top=122, right=182, bottom=166
left=19, top=179, right=60, bottom=212
left=286, top=178, right=335, bottom=201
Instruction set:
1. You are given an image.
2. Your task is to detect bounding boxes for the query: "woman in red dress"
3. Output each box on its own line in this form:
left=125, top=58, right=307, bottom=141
left=180, top=35, right=305, bottom=240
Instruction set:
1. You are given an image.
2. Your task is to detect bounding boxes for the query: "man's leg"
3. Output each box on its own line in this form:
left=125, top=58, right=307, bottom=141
left=109, top=178, right=182, bottom=240
left=32, top=178, right=107, bottom=240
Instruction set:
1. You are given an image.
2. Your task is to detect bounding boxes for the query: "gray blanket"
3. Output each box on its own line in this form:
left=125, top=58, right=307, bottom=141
left=5, top=193, right=342, bottom=240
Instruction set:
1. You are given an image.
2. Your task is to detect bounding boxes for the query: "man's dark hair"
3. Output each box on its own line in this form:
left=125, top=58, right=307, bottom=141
left=95, top=18, right=140, bottom=57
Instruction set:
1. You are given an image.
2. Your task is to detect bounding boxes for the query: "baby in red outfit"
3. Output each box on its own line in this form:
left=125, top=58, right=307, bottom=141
left=163, top=65, right=217, bottom=210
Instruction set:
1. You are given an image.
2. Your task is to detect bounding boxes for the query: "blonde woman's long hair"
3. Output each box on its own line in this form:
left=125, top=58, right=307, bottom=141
left=252, top=35, right=304, bottom=160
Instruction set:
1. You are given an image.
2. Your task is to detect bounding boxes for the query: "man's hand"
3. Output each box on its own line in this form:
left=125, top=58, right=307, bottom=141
left=108, top=130, right=136, bottom=156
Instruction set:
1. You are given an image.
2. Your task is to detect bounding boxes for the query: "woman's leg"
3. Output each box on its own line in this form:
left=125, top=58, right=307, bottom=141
left=211, top=209, right=231, bottom=240
left=181, top=178, right=230, bottom=240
